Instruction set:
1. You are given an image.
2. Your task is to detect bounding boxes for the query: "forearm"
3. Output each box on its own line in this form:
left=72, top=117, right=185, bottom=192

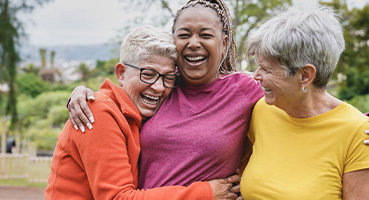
left=113, top=182, right=213, bottom=200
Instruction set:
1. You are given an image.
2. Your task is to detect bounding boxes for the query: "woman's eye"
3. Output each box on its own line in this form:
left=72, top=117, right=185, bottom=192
left=177, top=34, right=190, bottom=38
left=165, top=75, right=175, bottom=81
left=201, top=34, right=213, bottom=38
left=142, top=72, right=155, bottom=78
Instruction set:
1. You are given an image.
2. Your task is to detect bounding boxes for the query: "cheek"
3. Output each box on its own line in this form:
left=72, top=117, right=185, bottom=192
left=127, top=83, right=145, bottom=99
left=161, top=88, right=172, bottom=100
left=175, top=40, right=184, bottom=52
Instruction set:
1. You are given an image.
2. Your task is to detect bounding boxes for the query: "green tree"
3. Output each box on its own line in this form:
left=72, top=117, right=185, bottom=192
left=16, top=73, right=50, bottom=97
left=0, top=0, right=51, bottom=129
left=0, top=0, right=19, bottom=128
left=75, top=62, right=93, bottom=82
left=21, top=63, right=40, bottom=75
left=95, top=58, right=119, bottom=76
left=321, top=0, right=369, bottom=100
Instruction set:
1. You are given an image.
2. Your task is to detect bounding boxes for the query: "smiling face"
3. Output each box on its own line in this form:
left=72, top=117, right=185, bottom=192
left=253, top=55, right=302, bottom=109
left=173, top=6, right=227, bottom=86
left=116, top=55, right=175, bottom=120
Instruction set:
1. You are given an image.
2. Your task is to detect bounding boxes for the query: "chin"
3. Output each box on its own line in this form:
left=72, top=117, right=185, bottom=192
left=264, top=98, right=275, bottom=105
left=140, top=110, right=155, bottom=120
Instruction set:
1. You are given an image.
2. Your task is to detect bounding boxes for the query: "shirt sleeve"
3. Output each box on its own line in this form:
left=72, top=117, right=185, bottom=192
left=344, top=122, right=369, bottom=173
left=71, top=100, right=213, bottom=200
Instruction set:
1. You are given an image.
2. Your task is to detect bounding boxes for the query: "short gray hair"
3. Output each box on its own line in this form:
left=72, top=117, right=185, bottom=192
left=120, top=26, right=177, bottom=66
left=246, top=6, right=345, bottom=88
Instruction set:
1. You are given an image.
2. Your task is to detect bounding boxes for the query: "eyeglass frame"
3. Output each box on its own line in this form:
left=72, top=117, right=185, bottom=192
left=123, top=62, right=176, bottom=88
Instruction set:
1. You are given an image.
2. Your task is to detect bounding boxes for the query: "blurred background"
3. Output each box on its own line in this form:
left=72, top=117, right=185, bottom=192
left=0, top=0, right=368, bottom=198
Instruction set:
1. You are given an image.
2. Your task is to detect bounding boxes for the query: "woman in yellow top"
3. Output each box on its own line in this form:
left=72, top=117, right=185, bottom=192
left=240, top=6, right=369, bottom=199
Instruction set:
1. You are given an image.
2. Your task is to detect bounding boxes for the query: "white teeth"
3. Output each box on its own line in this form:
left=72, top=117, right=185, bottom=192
left=142, top=98, right=157, bottom=105
left=143, top=94, right=159, bottom=100
left=186, top=56, right=205, bottom=62
left=262, top=86, right=271, bottom=92
left=142, top=94, right=159, bottom=105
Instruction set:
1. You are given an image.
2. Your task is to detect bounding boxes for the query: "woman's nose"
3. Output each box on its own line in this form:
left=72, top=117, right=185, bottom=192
left=253, top=67, right=262, bottom=81
left=187, top=35, right=201, bottom=49
left=150, top=76, right=165, bottom=92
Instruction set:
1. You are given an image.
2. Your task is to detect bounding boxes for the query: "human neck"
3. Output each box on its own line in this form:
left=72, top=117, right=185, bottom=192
left=280, top=89, right=342, bottom=118
left=181, top=74, right=218, bottom=87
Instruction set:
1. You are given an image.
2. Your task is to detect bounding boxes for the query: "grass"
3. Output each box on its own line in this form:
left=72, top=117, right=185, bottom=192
left=0, top=178, right=47, bottom=188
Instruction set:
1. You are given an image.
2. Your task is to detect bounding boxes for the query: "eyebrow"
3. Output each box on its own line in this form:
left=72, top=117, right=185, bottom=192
left=200, top=27, right=215, bottom=32
left=141, top=65, right=175, bottom=74
left=176, top=27, right=215, bottom=32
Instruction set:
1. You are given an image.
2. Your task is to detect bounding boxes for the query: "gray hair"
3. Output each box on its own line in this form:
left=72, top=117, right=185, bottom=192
left=120, top=26, right=177, bottom=66
left=246, top=6, right=345, bottom=88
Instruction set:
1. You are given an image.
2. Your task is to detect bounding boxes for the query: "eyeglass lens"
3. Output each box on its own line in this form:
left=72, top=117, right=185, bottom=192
left=140, top=69, right=175, bottom=88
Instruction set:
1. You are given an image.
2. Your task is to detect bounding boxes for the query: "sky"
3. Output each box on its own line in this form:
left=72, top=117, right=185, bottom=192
left=20, top=0, right=369, bottom=46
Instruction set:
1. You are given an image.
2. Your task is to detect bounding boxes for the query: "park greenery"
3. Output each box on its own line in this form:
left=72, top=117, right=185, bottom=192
left=0, top=0, right=368, bottom=154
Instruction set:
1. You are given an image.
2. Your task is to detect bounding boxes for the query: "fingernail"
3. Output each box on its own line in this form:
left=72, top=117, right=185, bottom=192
left=88, top=96, right=95, bottom=101
left=87, top=123, right=92, bottom=130
left=89, top=116, right=94, bottom=123
left=74, top=125, right=78, bottom=131
left=365, top=130, right=369, bottom=134
left=81, top=126, right=85, bottom=133
left=364, top=140, right=369, bottom=145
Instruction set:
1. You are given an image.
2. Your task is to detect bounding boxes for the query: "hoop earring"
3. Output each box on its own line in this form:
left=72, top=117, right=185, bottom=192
left=302, top=86, right=308, bottom=93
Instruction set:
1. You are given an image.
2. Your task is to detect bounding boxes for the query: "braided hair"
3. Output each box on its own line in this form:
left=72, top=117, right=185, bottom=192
left=172, top=0, right=237, bottom=74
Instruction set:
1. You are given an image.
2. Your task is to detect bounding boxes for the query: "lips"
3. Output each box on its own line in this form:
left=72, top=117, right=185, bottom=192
left=185, top=56, right=206, bottom=62
left=184, top=55, right=207, bottom=66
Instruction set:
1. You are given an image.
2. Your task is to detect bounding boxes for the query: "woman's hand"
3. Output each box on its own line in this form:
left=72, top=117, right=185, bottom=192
left=226, top=173, right=243, bottom=200
left=67, top=85, right=95, bottom=132
left=208, top=178, right=237, bottom=200
left=365, top=129, right=369, bottom=145
left=364, top=113, right=369, bottom=145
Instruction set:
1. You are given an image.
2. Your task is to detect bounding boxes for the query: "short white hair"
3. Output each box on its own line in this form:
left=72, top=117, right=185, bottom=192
left=246, top=6, right=345, bottom=88
left=120, top=26, right=177, bottom=66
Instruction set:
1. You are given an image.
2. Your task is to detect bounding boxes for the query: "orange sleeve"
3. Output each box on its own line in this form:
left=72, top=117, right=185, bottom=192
left=71, top=100, right=213, bottom=200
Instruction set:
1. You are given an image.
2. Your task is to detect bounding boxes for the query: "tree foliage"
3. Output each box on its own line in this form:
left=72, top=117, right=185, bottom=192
left=16, top=73, right=50, bottom=97
left=229, top=0, right=291, bottom=69
left=321, top=0, right=369, bottom=100
left=0, top=0, right=51, bottom=129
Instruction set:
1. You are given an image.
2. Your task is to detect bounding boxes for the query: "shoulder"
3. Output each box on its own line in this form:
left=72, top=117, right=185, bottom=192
left=220, top=71, right=256, bottom=85
left=340, top=103, right=369, bottom=125
left=89, top=90, right=119, bottom=114
left=253, top=98, right=281, bottom=118
left=220, top=72, right=263, bottom=98
left=88, top=88, right=137, bottom=127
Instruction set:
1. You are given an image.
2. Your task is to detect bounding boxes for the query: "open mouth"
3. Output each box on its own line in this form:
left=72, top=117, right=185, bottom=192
left=184, top=55, right=207, bottom=64
left=262, top=86, right=271, bottom=93
left=141, top=94, right=159, bottom=105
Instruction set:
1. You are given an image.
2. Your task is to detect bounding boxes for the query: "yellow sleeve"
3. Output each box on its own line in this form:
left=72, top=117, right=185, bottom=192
left=344, top=122, right=369, bottom=173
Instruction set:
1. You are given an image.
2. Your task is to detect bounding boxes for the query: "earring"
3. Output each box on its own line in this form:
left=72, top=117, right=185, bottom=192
left=302, top=86, right=308, bottom=93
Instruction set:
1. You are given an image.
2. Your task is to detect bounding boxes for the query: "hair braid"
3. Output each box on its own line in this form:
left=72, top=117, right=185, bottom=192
left=172, top=0, right=237, bottom=74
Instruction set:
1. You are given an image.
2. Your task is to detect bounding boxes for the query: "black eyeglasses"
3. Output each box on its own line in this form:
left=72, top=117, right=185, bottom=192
left=124, top=63, right=176, bottom=88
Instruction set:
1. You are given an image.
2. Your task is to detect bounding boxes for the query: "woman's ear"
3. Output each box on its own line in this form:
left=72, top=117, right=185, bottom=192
left=222, top=35, right=228, bottom=58
left=300, top=64, right=316, bottom=87
left=115, top=63, right=126, bottom=87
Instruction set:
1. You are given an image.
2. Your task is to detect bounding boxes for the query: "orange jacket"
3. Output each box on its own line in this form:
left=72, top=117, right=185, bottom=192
left=45, top=79, right=213, bottom=200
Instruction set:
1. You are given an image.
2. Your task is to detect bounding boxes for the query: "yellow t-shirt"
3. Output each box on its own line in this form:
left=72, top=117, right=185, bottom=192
left=240, top=98, right=369, bottom=199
